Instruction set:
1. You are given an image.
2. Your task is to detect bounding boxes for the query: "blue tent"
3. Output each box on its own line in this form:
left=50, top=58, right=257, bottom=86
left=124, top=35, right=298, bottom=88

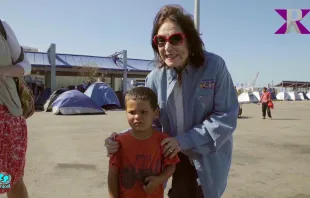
left=267, top=88, right=277, bottom=100
left=44, top=88, right=69, bottom=112
left=84, top=82, right=121, bottom=109
left=270, top=92, right=277, bottom=100
left=35, top=88, right=51, bottom=107
left=51, top=90, right=105, bottom=115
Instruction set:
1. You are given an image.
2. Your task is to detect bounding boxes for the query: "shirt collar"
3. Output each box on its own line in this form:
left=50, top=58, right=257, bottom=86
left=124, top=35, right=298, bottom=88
left=184, top=64, right=195, bottom=76
left=173, top=64, right=195, bottom=76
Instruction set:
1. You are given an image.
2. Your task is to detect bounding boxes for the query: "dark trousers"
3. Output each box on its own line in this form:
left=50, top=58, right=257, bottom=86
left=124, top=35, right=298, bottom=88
left=262, top=102, right=271, bottom=118
left=168, top=153, right=204, bottom=198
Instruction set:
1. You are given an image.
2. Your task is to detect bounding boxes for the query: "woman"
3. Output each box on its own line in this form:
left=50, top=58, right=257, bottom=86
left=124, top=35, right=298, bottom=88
left=0, top=19, right=31, bottom=198
left=260, top=87, right=272, bottom=119
left=105, top=5, right=238, bottom=198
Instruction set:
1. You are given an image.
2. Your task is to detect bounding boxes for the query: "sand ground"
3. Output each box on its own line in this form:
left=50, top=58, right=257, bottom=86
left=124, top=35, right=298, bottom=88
left=1, top=101, right=310, bottom=198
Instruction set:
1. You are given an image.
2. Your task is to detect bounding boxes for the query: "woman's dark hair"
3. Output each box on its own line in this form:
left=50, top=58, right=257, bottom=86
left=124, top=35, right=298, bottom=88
left=151, top=4, right=205, bottom=68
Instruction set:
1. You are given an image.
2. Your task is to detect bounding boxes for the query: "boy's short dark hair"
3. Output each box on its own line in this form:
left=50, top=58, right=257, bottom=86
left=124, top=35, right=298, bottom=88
left=125, top=87, right=158, bottom=110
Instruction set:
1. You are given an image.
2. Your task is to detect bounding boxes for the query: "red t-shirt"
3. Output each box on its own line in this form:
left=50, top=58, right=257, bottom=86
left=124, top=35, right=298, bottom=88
left=261, top=92, right=271, bottom=103
left=109, top=131, right=180, bottom=198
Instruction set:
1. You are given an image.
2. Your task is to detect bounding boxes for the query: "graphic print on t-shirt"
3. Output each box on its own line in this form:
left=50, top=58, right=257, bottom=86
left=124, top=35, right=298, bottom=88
left=120, top=153, right=162, bottom=189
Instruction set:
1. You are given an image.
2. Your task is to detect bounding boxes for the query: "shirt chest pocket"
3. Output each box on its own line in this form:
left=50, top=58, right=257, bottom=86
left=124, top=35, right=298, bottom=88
left=195, top=89, right=214, bottom=109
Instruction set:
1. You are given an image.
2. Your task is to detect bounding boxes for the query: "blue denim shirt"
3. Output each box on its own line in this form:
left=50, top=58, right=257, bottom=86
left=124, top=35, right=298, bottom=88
left=145, top=51, right=239, bottom=198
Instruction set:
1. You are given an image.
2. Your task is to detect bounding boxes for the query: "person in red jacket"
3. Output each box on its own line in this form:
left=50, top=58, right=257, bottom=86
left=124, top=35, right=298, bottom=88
left=260, top=87, right=272, bottom=119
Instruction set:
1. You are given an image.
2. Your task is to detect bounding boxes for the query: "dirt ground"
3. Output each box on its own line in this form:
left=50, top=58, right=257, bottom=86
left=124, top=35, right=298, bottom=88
left=1, top=101, right=309, bottom=198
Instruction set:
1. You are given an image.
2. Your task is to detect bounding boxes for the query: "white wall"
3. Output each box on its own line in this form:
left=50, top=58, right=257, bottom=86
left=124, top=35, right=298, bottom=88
left=55, top=76, right=112, bottom=89
left=41, top=75, right=146, bottom=91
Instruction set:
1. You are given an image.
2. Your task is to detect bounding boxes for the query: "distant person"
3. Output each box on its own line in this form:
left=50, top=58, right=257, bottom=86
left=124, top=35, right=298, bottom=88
left=108, top=87, right=179, bottom=198
left=0, top=19, right=31, bottom=197
left=82, top=81, right=89, bottom=91
left=260, top=87, right=272, bottom=119
left=105, top=4, right=238, bottom=198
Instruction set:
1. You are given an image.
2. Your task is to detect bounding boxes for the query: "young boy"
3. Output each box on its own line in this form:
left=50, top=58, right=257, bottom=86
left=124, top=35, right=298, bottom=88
left=108, top=87, right=180, bottom=198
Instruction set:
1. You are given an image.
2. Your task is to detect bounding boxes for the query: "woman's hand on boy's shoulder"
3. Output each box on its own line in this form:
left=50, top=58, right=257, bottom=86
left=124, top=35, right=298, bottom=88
left=161, top=137, right=181, bottom=159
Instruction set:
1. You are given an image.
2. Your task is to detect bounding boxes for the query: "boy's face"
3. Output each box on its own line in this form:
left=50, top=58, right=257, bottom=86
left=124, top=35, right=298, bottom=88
left=126, top=99, right=158, bottom=132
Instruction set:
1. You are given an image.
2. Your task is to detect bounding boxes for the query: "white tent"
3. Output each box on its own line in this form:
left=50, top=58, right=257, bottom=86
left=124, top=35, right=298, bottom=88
left=288, top=91, right=301, bottom=101
left=276, top=91, right=291, bottom=101
left=253, top=91, right=261, bottom=101
left=238, top=92, right=259, bottom=103
left=307, top=92, right=310, bottom=99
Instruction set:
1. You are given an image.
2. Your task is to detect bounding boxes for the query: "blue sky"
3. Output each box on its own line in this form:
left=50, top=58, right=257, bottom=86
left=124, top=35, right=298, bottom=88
left=1, top=0, right=309, bottom=87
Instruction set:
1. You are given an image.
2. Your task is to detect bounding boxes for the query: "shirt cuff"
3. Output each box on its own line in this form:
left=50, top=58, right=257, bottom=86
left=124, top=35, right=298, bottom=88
left=175, top=133, right=192, bottom=151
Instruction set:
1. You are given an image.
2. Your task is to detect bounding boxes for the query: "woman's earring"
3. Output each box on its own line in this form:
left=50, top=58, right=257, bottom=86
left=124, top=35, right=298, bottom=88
left=189, top=51, right=194, bottom=57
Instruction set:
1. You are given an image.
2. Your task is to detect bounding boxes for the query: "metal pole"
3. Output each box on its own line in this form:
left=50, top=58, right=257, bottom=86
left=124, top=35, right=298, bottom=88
left=47, top=43, right=56, bottom=93
left=122, top=50, right=128, bottom=96
left=194, top=0, right=200, bottom=32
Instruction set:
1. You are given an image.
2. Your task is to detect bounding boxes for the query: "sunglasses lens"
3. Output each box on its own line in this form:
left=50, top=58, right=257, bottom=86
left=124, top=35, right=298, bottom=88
left=154, top=36, right=166, bottom=47
left=169, top=34, right=183, bottom=45
left=154, top=34, right=184, bottom=47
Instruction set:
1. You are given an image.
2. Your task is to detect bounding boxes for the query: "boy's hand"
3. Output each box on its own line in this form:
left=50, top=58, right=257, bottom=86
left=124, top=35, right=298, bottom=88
left=143, top=176, right=162, bottom=194
left=105, top=132, right=120, bottom=157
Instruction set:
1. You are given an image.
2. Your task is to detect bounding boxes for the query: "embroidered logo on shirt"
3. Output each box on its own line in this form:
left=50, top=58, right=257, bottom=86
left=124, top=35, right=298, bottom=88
left=199, top=79, right=215, bottom=89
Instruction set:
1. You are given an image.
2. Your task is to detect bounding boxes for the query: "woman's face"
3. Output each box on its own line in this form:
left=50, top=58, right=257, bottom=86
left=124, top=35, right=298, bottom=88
left=156, top=19, right=189, bottom=69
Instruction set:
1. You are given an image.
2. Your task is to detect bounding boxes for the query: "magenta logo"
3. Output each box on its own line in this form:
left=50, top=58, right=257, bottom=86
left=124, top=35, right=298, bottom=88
left=275, top=9, right=310, bottom=34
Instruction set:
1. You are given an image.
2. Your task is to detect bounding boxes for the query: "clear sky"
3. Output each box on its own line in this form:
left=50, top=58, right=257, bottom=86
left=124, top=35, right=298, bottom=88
left=1, top=0, right=309, bottom=87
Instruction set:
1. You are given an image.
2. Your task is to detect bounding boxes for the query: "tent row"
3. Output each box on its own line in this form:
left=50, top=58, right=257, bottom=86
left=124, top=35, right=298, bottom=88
left=276, top=91, right=309, bottom=101
left=43, top=82, right=121, bottom=115
left=238, top=91, right=310, bottom=103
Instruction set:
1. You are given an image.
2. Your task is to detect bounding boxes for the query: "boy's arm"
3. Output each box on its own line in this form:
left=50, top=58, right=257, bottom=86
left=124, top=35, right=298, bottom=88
left=156, top=133, right=180, bottom=183
left=108, top=165, right=119, bottom=198
left=108, top=146, right=121, bottom=198
left=144, top=164, right=176, bottom=194
left=159, top=151, right=180, bottom=182
left=144, top=152, right=179, bottom=194
left=157, top=164, right=175, bottom=182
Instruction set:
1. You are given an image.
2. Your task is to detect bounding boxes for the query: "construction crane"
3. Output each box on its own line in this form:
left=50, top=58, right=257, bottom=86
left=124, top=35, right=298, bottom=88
left=249, top=72, right=259, bottom=91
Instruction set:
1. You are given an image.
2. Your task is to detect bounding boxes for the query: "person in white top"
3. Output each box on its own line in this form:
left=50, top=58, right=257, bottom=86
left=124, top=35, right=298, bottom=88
left=0, top=19, right=31, bottom=198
